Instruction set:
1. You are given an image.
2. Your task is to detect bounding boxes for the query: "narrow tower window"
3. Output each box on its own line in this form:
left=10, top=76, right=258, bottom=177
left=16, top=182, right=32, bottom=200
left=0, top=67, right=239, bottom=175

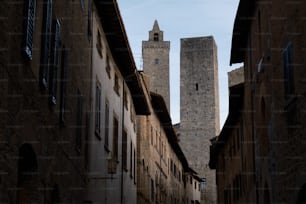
left=196, top=83, right=198, bottom=91
left=153, top=33, right=159, bottom=41
left=154, top=58, right=159, bottom=64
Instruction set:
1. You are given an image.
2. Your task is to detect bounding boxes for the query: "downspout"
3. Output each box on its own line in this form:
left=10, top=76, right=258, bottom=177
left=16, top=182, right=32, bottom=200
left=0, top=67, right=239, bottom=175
left=121, top=81, right=125, bottom=204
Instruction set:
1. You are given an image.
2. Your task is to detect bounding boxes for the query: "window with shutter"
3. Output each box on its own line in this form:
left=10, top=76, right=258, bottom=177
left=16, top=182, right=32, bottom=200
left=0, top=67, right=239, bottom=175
left=49, top=19, right=60, bottom=106
left=23, top=0, right=36, bottom=60
left=39, top=0, right=53, bottom=91
left=104, top=100, right=110, bottom=150
left=95, top=81, right=101, bottom=137
left=113, top=117, right=119, bottom=162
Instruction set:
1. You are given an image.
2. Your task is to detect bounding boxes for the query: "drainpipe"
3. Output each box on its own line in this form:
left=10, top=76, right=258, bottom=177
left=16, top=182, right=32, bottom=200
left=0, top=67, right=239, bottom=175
left=121, top=81, right=125, bottom=204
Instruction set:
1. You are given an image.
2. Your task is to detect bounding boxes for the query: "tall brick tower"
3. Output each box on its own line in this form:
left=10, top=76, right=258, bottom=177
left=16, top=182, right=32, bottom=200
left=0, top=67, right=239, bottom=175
left=142, top=20, right=170, bottom=112
left=179, top=36, right=220, bottom=204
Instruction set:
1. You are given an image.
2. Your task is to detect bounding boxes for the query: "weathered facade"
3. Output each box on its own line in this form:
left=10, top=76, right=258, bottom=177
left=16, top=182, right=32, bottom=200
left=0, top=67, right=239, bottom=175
left=209, top=67, right=257, bottom=204
left=0, top=0, right=150, bottom=203
left=136, top=72, right=186, bottom=204
left=0, top=0, right=92, bottom=202
left=136, top=72, right=201, bottom=204
left=142, top=20, right=170, bottom=112
left=85, top=1, right=149, bottom=204
left=179, top=36, right=220, bottom=203
left=224, top=0, right=306, bottom=203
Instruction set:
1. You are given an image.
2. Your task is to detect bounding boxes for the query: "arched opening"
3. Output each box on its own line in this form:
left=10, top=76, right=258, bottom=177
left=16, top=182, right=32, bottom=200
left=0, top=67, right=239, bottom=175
left=153, top=33, right=159, bottom=41
left=17, top=144, right=38, bottom=204
left=296, top=183, right=306, bottom=204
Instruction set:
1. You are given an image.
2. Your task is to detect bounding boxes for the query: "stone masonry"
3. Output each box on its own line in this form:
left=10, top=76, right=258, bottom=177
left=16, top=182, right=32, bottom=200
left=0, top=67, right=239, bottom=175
left=179, top=36, right=220, bottom=204
left=142, top=20, right=170, bottom=112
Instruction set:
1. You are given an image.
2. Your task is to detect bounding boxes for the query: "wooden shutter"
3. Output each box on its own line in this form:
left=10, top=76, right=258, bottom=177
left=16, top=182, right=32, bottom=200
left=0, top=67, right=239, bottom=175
left=39, top=0, right=53, bottom=91
left=49, top=19, right=60, bottom=106
left=23, top=0, right=36, bottom=60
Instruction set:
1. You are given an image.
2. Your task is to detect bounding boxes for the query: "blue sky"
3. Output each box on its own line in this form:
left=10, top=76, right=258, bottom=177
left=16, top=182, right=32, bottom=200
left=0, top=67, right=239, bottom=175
left=117, top=0, right=242, bottom=127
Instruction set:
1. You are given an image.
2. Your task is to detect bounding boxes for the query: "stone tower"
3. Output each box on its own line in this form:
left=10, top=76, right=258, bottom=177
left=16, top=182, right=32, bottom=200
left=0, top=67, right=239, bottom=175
left=142, top=20, right=170, bottom=112
left=179, top=36, right=220, bottom=204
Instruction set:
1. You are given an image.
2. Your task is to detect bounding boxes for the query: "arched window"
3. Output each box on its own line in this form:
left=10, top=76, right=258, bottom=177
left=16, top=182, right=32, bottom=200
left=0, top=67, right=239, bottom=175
left=154, top=33, right=159, bottom=41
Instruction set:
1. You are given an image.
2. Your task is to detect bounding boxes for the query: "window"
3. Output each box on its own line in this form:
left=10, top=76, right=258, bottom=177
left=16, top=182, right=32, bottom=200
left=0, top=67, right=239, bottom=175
left=195, top=83, right=198, bottom=91
left=104, top=100, right=109, bottom=150
left=153, top=33, right=159, bottom=41
left=49, top=19, right=61, bottom=106
left=123, top=90, right=128, bottom=110
left=283, top=42, right=294, bottom=100
left=59, top=47, right=67, bottom=125
left=39, top=0, right=52, bottom=91
left=201, top=178, right=207, bottom=189
left=113, top=117, right=119, bottom=161
left=23, top=0, right=36, bottom=60
left=122, top=129, right=127, bottom=170
left=95, top=82, right=101, bottom=137
left=96, top=30, right=103, bottom=58
left=151, top=179, right=155, bottom=201
left=133, top=149, right=136, bottom=184
left=154, top=58, right=159, bottom=64
left=130, top=142, right=133, bottom=178
left=114, top=73, right=120, bottom=95
left=106, top=55, right=111, bottom=78
left=76, top=89, right=83, bottom=153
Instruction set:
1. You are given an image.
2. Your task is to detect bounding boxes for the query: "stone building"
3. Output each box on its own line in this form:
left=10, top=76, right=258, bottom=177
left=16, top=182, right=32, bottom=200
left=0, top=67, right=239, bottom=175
left=142, top=20, right=170, bottom=112
left=136, top=72, right=186, bottom=204
left=0, top=0, right=149, bottom=203
left=84, top=1, right=149, bottom=204
left=209, top=67, right=257, bottom=204
left=179, top=36, right=220, bottom=203
left=136, top=72, right=200, bottom=204
left=0, top=0, right=92, bottom=202
left=228, top=0, right=306, bottom=203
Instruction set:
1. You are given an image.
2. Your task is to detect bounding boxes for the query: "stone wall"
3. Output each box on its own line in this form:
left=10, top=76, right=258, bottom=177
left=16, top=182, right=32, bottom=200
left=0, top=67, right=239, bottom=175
left=179, top=36, right=220, bottom=204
